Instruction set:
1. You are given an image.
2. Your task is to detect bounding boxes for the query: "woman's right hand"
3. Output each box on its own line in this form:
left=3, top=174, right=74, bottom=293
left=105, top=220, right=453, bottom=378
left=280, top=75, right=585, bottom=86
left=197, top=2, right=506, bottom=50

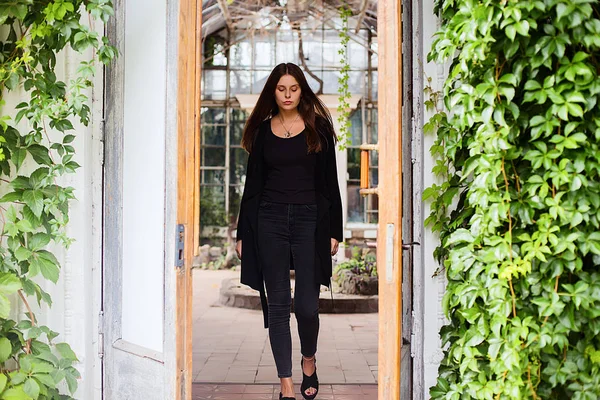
left=235, top=240, right=242, bottom=260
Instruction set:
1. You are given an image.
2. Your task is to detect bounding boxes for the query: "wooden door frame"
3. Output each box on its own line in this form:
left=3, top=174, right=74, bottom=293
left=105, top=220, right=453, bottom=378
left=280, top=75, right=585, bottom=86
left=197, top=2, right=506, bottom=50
left=175, top=0, right=405, bottom=398
left=377, top=0, right=404, bottom=399
left=176, top=0, right=201, bottom=399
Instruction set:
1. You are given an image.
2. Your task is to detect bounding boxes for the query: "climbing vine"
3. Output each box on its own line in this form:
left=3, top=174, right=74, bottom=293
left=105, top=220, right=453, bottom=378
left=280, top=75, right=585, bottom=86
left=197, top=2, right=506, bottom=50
left=336, top=2, right=352, bottom=150
left=426, top=0, right=600, bottom=399
left=0, top=1, right=115, bottom=399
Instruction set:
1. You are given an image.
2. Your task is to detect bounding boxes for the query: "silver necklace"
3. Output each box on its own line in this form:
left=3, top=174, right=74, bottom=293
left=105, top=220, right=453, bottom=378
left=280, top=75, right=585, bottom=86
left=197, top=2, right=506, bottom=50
left=278, top=113, right=300, bottom=138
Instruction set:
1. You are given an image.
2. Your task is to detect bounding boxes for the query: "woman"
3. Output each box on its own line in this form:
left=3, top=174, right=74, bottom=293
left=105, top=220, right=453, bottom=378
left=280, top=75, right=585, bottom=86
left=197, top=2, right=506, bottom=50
left=235, top=63, right=343, bottom=400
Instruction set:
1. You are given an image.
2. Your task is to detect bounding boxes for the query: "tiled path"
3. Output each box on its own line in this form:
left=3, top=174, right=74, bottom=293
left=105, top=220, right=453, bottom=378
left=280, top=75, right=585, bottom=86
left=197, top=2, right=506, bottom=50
left=193, top=269, right=378, bottom=385
left=192, top=383, right=378, bottom=399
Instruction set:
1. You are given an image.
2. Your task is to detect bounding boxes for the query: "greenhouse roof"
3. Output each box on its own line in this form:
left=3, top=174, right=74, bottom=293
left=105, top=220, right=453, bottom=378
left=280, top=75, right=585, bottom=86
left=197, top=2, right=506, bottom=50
left=202, top=0, right=378, bottom=37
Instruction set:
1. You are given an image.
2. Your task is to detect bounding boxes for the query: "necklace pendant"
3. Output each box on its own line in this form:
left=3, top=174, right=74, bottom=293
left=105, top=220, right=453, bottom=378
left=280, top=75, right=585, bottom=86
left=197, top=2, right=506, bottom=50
left=285, top=131, right=291, bottom=138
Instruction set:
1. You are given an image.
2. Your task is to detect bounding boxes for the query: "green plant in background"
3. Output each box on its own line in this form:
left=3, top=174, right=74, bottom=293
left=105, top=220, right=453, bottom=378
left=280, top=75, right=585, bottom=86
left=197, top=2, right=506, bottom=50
left=334, top=246, right=377, bottom=278
left=0, top=1, right=116, bottom=398
left=200, top=186, right=228, bottom=227
left=201, top=253, right=227, bottom=271
left=336, top=2, right=352, bottom=150
left=427, top=0, right=600, bottom=399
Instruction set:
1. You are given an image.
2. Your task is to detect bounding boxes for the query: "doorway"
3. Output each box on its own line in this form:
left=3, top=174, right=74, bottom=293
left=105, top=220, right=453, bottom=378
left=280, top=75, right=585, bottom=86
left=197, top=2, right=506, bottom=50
left=190, top=1, right=409, bottom=399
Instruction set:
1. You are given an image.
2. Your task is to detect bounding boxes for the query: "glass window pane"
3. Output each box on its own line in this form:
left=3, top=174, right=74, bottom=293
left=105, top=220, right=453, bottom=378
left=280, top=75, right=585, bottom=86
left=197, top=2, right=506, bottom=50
left=369, top=108, right=378, bottom=143
left=231, top=108, right=248, bottom=122
left=254, top=34, right=275, bottom=67
left=371, top=71, right=378, bottom=99
left=370, top=166, right=378, bottom=186
left=367, top=209, right=379, bottom=224
left=322, top=30, right=342, bottom=67
left=348, top=71, right=366, bottom=94
left=300, top=30, right=323, bottom=69
left=370, top=151, right=378, bottom=168
left=230, top=40, right=252, bottom=67
left=229, top=185, right=244, bottom=226
left=203, top=35, right=227, bottom=67
left=202, top=147, right=225, bottom=166
left=230, top=108, right=248, bottom=145
left=371, top=36, right=378, bottom=68
left=322, top=71, right=365, bottom=95
left=202, top=125, right=226, bottom=146
left=200, top=186, right=227, bottom=226
left=347, top=148, right=360, bottom=180
left=305, top=70, right=324, bottom=94
left=230, top=70, right=252, bottom=96
left=231, top=126, right=244, bottom=146
left=349, top=110, right=363, bottom=146
left=349, top=42, right=367, bottom=69
left=230, top=148, right=249, bottom=184
left=202, top=70, right=226, bottom=100
left=347, top=185, right=364, bottom=223
left=201, top=107, right=226, bottom=124
left=253, top=70, right=271, bottom=93
left=276, top=30, right=299, bottom=65
left=201, top=169, right=225, bottom=185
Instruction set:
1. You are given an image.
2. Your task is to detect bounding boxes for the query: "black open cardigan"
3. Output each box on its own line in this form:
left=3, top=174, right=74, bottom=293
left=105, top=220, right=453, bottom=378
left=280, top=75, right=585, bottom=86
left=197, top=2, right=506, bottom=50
left=236, top=117, right=343, bottom=328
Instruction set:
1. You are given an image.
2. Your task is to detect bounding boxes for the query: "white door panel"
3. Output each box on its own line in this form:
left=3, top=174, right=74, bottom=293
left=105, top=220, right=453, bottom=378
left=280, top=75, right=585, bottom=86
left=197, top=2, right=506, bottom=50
left=121, top=0, right=167, bottom=352
left=103, top=0, right=179, bottom=398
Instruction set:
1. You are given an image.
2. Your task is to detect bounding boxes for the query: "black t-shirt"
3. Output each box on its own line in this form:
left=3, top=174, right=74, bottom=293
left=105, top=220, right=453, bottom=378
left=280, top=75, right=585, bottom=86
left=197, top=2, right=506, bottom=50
left=261, top=127, right=317, bottom=204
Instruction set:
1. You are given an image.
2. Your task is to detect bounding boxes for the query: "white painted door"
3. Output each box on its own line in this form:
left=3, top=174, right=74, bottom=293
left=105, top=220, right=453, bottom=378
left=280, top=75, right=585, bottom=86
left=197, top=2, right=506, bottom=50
left=101, top=0, right=194, bottom=399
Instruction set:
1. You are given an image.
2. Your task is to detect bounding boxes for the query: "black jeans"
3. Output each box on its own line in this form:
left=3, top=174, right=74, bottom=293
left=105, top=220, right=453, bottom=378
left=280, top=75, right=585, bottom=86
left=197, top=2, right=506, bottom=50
left=257, top=200, right=320, bottom=378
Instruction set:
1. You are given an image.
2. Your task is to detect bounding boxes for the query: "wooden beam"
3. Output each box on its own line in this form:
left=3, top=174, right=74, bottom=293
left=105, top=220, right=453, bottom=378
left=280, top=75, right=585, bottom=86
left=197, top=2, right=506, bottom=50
left=354, top=0, right=369, bottom=33
left=193, top=0, right=202, bottom=257
left=377, top=0, right=403, bottom=398
left=177, top=0, right=200, bottom=398
left=216, top=0, right=234, bottom=31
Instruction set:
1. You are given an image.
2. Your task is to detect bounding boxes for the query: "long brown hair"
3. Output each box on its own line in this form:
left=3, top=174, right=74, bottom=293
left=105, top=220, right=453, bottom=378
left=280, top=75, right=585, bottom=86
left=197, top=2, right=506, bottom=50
left=240, top=63, right=337, bottom=153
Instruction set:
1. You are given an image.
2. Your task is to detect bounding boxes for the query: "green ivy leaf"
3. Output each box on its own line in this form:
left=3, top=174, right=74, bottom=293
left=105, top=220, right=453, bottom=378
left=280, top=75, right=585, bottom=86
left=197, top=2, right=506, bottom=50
left=22, top=190, right=44, bottom=218
left=29, top=252, right=59, bottom=283
left=12, top=149, right=27, bottom=172
left=55, top=343, right=78, bottom=362
left=26, top=145, right=52, bottom=166
left=0, top=374, right=7, bottom=393
left=1, top=386, right=33, bottom=400
left=0, top=294, right=11, bottom=320
left=23, top=378, right=39, bottom=399
left=0, top=337, right=13, bottom=363
left=0, top=273, right=22, bottom=296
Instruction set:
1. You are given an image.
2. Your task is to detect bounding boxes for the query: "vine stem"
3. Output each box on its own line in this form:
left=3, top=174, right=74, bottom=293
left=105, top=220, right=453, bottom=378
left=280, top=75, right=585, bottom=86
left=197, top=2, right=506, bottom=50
left=508, top=279, right=517, bottom=318
left=501, top=157, right=517, bottom=317
left=17, top=290, right=36, bottom=325
left=495, top=370, right=509, bottom=400
left=0, top=207, right=5, bottom=241
left=500, top=157, right=513, bottom=246
left=511, top=161, right=521, bottom=193
left=18, top=290, right=36, bottom=354
left=527, top=365, right=539, bottom=400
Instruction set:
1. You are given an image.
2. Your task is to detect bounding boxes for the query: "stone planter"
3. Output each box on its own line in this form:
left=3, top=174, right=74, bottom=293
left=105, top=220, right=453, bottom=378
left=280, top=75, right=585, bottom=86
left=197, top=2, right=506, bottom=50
left=219, top=277, right=378, bottom=313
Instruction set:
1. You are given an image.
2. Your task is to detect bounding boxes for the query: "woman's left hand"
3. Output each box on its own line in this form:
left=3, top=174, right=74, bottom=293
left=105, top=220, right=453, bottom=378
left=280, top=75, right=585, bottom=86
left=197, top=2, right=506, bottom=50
left=331, top=238, right=339, bottom=256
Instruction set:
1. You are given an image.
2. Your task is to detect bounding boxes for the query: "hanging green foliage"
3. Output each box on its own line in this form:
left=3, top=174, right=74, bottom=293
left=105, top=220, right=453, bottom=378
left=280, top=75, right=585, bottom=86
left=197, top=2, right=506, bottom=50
left=336, top=1, right=352, bottom=150
left=0, top=1, right=116, bottom=398
left=426, top=0, right=600, bottom=399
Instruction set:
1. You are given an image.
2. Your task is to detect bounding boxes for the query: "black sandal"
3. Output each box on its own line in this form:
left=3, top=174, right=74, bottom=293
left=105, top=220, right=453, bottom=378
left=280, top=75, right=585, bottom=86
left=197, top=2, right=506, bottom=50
left=300, top=356, right=319, bottom=400
left=279, top=392, right=296, bottom=400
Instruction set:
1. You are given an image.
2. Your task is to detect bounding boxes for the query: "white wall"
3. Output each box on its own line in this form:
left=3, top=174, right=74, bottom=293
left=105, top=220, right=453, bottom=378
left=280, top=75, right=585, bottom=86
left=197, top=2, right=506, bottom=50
left=1, top=34, right=105, bottom=400
left=421, top=2, right=450, bottom=394
left=121, top=0, right=167, bottom=353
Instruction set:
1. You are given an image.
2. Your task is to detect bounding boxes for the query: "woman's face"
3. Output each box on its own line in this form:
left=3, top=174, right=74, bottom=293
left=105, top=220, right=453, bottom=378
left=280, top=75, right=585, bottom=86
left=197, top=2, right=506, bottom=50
left=274, top=74, right=302, bottom=112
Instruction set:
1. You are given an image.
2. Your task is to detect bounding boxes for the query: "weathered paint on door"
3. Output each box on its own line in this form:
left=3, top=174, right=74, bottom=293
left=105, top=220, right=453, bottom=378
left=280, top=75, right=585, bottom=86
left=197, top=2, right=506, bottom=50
left=102, top=0, right=198, bottom=398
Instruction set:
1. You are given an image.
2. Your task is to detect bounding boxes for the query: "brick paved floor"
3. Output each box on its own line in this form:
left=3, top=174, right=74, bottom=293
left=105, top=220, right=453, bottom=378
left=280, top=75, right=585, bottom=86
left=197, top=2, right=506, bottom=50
left=193, top=269, right=378, bottom=385
left=192, top=383, right=378, bottom=399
